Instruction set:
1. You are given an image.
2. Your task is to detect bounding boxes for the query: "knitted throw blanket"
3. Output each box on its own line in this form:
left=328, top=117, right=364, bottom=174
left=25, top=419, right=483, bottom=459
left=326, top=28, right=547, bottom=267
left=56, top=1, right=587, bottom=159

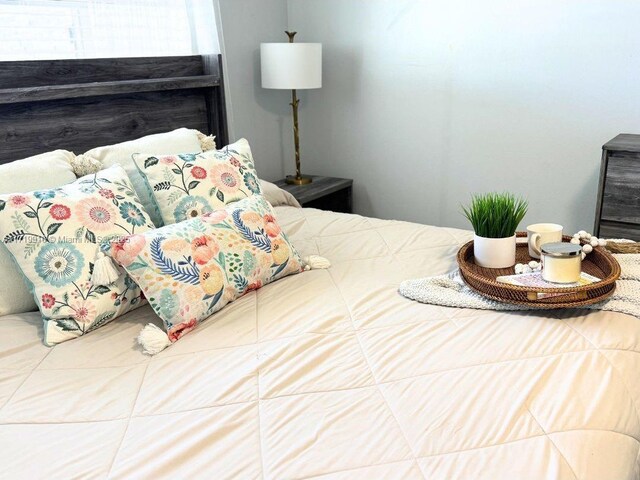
left=399, top=253, right=640, bottom=318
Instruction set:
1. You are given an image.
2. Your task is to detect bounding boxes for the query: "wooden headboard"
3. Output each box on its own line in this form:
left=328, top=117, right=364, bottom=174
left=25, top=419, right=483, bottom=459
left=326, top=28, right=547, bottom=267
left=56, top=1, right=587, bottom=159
left=0, top=54, right=228, bottom=164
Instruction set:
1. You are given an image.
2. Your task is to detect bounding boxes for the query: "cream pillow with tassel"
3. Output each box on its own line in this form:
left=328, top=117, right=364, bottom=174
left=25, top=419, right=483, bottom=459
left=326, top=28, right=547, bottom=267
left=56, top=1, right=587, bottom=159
left=0, top=165, right=155, bottom=345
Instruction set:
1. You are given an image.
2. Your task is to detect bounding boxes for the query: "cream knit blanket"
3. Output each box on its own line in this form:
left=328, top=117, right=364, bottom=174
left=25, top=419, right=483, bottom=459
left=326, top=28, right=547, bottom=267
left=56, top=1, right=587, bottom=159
left=399, top=253, right=640, bottom=318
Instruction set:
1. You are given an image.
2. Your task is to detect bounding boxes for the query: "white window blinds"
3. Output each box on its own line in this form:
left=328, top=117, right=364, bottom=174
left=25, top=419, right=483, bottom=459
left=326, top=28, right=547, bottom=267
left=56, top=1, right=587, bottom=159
left=0, top=0, right=219, bottom=60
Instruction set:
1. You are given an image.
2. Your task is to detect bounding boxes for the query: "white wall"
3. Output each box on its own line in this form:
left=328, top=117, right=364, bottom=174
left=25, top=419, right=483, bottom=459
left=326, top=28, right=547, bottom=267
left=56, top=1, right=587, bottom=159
left=286, top=0, right=640, bottom=233
left=216, top=0, right=291, bottom=181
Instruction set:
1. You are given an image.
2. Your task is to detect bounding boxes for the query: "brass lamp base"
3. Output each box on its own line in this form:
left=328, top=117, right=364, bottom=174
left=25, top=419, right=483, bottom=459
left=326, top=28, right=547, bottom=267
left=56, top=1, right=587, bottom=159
left=285, top=175, right=313, bottom=185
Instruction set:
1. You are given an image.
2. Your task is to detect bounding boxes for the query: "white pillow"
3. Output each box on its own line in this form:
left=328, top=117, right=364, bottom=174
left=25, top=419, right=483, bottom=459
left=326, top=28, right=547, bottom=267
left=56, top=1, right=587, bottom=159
left=81, top=128, right=204, bottom=227
left=0, top=150, right=77, bottom=315
left=260, top=180, right=301, bottom=208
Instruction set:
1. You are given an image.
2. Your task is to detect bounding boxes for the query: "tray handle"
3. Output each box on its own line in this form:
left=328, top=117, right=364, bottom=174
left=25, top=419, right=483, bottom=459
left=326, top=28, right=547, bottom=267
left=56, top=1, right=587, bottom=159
left=526, top=290, right=589, bottom=301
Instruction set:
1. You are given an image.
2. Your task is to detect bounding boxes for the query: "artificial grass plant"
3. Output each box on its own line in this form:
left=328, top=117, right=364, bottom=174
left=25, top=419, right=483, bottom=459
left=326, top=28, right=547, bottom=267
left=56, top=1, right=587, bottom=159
left=462, top=192, right=528, bottom=238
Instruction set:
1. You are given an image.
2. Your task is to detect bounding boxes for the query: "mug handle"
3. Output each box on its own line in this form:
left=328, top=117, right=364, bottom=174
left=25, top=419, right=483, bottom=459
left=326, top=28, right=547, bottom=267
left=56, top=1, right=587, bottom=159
left=530, top=233, right=542, bottom=257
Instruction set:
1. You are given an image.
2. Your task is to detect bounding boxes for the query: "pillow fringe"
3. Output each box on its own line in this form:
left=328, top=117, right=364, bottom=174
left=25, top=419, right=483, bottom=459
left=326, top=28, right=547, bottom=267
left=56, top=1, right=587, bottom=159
left=137, top=323, right=171, bottom=355
left=303, top=255, right=331, bottom=270
left=196, top=131, right=217, bottom=151
left=70, top=154, right=103, bottom=177
left=91, top=252, right=121, bottom=286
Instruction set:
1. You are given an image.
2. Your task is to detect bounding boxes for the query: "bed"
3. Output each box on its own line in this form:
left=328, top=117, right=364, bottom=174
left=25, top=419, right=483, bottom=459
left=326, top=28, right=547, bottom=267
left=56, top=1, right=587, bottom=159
left=1, top=56, right=639, bottom=479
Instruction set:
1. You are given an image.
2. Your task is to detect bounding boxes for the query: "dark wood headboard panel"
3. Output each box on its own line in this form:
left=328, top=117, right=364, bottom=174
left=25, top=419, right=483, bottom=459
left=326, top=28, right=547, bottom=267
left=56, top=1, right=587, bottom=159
left=0, top=54, right=228, bottom=164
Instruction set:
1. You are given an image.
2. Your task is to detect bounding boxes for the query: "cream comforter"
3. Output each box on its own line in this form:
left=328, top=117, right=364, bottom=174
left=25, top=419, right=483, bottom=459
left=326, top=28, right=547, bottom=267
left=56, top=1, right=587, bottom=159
left=1, top=206, right=639, bottom=479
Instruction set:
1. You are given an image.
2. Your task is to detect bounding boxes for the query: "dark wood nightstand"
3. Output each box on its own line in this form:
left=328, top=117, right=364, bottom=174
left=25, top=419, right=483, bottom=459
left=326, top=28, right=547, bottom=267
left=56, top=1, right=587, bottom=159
left=275, top=176, right=353, bottom=213
left=594, top=134, right=640, bottom=240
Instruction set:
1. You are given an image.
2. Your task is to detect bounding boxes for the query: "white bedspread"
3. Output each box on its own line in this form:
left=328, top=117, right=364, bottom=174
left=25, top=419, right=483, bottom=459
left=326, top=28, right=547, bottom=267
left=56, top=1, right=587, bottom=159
left=1, top=207, right=639, bottom=479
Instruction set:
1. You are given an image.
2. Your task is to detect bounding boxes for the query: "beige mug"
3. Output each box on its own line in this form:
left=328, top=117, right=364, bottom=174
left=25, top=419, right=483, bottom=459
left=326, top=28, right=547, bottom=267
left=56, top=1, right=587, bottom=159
left=527, top=223, right=563, bottom=259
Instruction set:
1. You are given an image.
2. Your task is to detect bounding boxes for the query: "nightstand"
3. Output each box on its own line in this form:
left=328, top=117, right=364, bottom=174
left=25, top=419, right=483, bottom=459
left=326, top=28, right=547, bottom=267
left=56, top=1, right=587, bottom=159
left=275, top=176, right=353, bottom=213
left=594, top=134, right=640, bottom=240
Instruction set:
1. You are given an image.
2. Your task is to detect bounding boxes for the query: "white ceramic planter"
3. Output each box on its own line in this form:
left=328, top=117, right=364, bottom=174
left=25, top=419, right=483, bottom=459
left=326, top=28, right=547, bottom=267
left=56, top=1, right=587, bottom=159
left=473, top=234, right=516, bottom=268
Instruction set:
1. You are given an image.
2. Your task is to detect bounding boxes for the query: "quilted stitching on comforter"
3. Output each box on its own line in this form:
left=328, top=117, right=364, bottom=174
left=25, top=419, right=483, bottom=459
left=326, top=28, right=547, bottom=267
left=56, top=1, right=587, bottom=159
left=0, top=207, right=639, bottom=479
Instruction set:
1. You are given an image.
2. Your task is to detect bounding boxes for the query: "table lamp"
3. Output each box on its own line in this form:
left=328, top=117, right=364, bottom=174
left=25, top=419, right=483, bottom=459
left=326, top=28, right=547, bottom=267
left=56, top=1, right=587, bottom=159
left=261, top=32, right=322, bottom=185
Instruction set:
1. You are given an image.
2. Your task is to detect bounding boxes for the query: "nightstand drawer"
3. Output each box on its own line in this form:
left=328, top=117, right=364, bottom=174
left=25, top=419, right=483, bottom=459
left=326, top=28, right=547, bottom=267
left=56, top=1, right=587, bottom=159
left=601, top=152, right=640, bottom=224
left=302, top=186, right=351, bottom=213
left=599, top=220, right=640, bottom=241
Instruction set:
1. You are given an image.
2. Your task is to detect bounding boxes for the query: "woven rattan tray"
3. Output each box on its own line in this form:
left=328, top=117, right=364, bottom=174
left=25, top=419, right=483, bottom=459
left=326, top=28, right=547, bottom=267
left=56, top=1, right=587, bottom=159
left=457, top=232, right=621, bottom=308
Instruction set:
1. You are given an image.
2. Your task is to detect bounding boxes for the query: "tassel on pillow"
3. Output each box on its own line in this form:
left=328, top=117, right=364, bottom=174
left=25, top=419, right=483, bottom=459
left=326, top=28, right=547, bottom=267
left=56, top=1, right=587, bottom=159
left=70, top=154, right=103, bottom=177
left=91, top=251, right=121, bottom=286
left=303, top=255, right=331, bottom=270
left=196, top=131, right=217, bottom=151
left=138, top=323, right=171, bottom=355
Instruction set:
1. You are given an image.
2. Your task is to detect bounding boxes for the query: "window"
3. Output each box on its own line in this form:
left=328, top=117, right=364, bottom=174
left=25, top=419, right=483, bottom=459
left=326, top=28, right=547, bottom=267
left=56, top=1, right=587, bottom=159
left=0, top=0, right=219, bottom=60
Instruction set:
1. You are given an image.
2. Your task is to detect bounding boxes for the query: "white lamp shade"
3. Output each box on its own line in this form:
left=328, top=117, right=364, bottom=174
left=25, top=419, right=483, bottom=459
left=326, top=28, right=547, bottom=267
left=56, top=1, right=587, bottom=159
left=261, top=42, right=322, bottom=89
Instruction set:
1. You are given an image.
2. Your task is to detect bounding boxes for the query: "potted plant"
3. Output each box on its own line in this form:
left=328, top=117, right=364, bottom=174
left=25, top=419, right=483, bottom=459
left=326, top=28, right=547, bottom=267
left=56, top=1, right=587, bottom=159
left=462, top=192, right=528, bottom=268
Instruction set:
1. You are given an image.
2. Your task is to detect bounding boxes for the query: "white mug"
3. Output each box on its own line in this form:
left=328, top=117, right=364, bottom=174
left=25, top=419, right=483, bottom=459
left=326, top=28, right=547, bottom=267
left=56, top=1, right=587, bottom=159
left=527, top=223, right=563, bottom=259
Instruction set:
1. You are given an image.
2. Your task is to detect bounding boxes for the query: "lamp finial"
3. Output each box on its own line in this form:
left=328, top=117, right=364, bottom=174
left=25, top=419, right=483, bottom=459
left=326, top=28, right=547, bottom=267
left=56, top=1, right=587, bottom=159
left=285, top=31, right=297, bottom=43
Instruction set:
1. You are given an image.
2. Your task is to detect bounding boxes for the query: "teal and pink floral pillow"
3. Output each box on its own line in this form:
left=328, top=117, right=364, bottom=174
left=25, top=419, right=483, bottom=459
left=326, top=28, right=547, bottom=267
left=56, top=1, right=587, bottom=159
left=107, top=195, right=303, bottom=348
left=0, top=165, right=155, bottom=345
left=132, top=138, right=261, bottom=226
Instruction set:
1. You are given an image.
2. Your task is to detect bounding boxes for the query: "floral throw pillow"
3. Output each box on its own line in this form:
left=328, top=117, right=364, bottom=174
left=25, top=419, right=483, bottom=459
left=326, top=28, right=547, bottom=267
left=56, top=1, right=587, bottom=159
left=107, top=195, right=303, bottom=345
left=0, top=165, right=155, bottom=345
left=132, top=138, right=261, bottom=226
